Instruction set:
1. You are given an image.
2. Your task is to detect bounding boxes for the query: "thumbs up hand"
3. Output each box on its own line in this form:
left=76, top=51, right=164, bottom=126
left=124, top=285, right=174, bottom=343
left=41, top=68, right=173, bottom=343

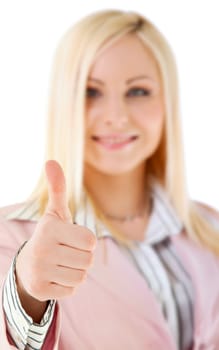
left=16, top=160, right=97, bottom=303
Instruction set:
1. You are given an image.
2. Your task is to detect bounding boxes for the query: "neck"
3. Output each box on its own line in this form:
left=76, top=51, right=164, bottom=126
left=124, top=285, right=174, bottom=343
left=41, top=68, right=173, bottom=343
left=84, top=164, right=149, bottom=218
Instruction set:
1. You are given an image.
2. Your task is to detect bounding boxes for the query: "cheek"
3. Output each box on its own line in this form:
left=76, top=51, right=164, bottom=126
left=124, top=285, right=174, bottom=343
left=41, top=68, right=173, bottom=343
left=130, top=99, right=164, bottom=133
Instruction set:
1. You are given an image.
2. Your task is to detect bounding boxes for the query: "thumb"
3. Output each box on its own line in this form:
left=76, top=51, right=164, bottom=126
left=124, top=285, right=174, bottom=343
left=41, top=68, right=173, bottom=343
left=45, top=160, right=72, bottom=222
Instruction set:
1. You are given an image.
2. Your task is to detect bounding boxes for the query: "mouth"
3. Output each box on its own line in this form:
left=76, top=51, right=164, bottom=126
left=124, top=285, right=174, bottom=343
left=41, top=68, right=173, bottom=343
left=91, top=135, right=139, bottom=150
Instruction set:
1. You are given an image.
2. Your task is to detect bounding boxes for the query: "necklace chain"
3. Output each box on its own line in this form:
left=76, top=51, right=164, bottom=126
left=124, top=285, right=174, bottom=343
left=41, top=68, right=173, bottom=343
left=103, top=206, right=147, bottom=223
left=101, top=191, right=152, bottom=223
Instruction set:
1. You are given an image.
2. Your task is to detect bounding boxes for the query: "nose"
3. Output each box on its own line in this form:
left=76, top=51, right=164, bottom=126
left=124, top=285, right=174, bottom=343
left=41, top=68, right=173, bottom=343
left=103, top=95, right=129, bottom=128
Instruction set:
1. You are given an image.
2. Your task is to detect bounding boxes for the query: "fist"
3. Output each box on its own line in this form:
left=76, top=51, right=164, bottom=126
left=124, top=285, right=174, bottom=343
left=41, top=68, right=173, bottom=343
left=16, top=160, right=97, bottom=301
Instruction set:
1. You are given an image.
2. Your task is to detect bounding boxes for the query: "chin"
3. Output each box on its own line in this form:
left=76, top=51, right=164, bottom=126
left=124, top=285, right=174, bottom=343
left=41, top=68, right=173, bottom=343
left=86, top=159, right=146, bottom=176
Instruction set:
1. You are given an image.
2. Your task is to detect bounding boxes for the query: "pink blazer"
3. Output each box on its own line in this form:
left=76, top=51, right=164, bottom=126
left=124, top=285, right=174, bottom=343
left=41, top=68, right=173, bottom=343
left=0, top=204, right=219, bottom=350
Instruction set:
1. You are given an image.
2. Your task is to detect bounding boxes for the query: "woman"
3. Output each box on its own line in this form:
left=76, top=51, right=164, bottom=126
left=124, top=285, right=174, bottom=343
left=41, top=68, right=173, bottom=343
left=0, top=9, right=219, bottom=350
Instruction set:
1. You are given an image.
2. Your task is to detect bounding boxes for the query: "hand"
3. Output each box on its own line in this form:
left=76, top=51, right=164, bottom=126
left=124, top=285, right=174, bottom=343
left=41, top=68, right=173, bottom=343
left=16, top=160, right=97, bottom=302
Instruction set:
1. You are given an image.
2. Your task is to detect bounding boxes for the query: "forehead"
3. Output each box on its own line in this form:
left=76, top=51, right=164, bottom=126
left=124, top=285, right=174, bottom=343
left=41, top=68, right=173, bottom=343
left=89, top=34, right=160, bottom=82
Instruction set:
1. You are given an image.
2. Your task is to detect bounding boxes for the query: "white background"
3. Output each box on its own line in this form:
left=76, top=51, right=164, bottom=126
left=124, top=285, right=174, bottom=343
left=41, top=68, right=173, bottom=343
left=0, top=0, right=218, bottom=209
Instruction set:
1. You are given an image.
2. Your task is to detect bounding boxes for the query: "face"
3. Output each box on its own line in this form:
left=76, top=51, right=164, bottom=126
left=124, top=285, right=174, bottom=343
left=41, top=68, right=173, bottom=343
left=84, top=34, right=164, bottom=176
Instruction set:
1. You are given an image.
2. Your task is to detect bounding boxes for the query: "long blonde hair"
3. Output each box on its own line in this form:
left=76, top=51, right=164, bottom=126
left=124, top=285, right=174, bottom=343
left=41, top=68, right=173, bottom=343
left=30, top=9, right=219, bottom=255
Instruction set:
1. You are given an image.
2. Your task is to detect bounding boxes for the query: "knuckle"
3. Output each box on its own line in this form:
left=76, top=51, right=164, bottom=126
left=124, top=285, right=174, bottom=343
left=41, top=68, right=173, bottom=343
left=86, top=233, right=97, bottom=250
left=85, top=252, right=94, bottom=267
left=78, top=270, right=87, bottom=283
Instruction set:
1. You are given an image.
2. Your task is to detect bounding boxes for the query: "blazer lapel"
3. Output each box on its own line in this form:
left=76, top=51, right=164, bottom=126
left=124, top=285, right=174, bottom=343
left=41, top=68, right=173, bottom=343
left=88, top=236, right=173, bottom=334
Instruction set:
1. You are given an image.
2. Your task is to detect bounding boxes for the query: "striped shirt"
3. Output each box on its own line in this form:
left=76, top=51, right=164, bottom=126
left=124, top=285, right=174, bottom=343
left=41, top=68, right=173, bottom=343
left=3, top=182, right=194, bottom=350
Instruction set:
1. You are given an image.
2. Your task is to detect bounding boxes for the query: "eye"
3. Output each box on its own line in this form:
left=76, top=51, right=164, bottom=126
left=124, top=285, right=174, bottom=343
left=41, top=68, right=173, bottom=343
left=126, top=87, right=152, bottom=97
left=86, top=87, right=101, bottom=98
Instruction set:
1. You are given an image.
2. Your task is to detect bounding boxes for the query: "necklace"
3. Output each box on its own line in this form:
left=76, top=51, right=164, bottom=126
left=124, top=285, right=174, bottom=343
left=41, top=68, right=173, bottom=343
left=99, top=186, right=152, bottom=223
left=103, top=203, right=149, bottom=223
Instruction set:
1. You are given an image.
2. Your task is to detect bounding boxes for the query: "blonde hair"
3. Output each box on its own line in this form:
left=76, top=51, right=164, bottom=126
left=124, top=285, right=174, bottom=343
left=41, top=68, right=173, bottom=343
left=30, top=9, right=219, bottom=254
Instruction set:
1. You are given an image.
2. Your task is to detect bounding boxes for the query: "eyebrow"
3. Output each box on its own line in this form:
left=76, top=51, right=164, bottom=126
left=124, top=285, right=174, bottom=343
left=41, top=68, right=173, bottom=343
left=126, top=75, right=155, bottom=84
left=88, top=75, right=155, bottom=85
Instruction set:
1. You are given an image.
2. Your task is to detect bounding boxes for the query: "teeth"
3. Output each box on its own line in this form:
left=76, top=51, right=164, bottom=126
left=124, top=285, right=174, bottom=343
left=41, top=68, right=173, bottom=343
left=103, top=138, right=129, bottom=144
left=92, top=135, right=137, bottom=144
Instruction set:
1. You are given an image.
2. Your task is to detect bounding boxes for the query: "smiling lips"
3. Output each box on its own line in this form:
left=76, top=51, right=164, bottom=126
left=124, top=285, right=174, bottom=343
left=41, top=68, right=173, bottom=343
left=92, top=135, right=138, bottom=150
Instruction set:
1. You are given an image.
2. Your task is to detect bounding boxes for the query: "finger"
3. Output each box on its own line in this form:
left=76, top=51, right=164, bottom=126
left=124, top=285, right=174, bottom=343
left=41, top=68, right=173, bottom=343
left=54, top=245, right=94, bottom=270
left=50, top=266, right=87, bottom=287
left=50, top=284, right=76, bottom=299
left=45, top=160, right=72, bottom=222
left=37, top=284, right=76, bottom=301
left=49, top=220, right=97, bottom=251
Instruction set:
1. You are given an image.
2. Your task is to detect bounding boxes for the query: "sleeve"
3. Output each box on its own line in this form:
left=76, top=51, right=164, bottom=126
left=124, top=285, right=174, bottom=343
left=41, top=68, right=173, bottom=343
left=0, top=217, right=61, bottom=350
left=2, top=248, right=56, bottom=349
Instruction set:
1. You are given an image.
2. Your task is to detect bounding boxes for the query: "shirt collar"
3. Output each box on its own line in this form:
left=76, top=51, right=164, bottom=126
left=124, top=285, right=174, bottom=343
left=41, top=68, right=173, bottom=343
left=4, top=182, right=183, bottom=245
left=145, top=182, right=183, bottom=244
left=87, top=182, right=183, bottom=244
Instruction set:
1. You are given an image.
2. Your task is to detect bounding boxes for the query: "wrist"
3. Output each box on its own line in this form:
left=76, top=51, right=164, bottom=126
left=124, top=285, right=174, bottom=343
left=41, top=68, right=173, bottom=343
left=15, top=241, right=48, bottom=323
